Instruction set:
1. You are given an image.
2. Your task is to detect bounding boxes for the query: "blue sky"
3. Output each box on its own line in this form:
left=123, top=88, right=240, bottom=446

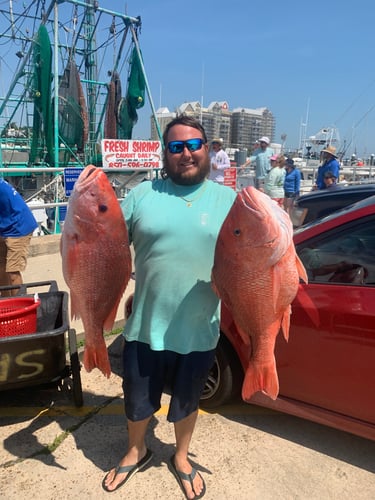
left=126, top=0, right=375, bottom=157
left=1, top=0, right=375, bottom=158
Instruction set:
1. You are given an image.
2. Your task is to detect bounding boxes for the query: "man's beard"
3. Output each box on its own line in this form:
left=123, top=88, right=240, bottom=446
left=163, top=158, right=210, bottom=185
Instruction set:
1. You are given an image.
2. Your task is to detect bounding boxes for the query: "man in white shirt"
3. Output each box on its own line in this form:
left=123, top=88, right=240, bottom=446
left=208, top=138, right=230, bottom=184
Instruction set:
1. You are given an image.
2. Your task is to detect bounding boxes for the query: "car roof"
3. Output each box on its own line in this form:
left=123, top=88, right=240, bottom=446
left=293, top=194, right=375, bottom=242
left=297, top=184, right=375, bottom=203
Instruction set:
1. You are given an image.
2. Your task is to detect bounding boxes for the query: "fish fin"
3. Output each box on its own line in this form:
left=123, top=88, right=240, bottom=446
left=241, top=358, right=279, bottom=401
left=103, top=304, right=119, bottom=332
left=235, top=323, right=251, bottom=346
left=272, top=264, right=283, bottom=309
left=69, top=290, right=81, bottom=321
left=280, top=304, right=291, bottom=341
left=83, top=339, right=111, bottom=378
left=296, top=254, right=308, bottom=284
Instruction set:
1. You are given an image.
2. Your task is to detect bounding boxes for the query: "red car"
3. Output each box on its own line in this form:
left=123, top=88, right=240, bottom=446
left=200, top=196, right=375, bottom=442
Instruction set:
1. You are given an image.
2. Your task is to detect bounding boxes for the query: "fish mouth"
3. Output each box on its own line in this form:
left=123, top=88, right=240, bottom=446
left=240, top=186, right=265, bottom=217
left=75, top=165, right=101, bottom=190
left=85, top=166, right=98, bottom=178
left=238, top=186, right=281, bottom=247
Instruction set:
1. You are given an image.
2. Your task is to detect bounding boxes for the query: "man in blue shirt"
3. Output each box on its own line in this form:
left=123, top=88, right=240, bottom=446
left=0, top=179, right=37, bottom=295
left=314, top=145, right=340, bottom=190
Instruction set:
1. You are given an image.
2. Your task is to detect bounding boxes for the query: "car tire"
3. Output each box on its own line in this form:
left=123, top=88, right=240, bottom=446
left=200, top=335, right=243, bottom=409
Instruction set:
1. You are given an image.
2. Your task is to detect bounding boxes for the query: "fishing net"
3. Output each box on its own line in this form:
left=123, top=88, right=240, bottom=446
left=58, top=58, right=88, bottom=154
left=29, top=25, right=53, bottom=165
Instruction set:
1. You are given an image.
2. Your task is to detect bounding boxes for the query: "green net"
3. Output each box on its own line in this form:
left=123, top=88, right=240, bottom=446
left=29, top=25, right=53, bottom=165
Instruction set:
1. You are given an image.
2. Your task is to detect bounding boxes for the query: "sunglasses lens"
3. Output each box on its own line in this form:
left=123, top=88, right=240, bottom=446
left=186, top=139, right=203, bottom=152
left=167, top=139, right=204, bottom=154
left=168, top=142, right=184, bottom=154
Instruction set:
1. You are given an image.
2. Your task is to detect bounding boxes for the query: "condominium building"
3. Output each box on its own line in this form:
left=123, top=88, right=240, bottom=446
left=231, top=107, right=275, bottom=150
left=150, top=101, right=275, bottom=152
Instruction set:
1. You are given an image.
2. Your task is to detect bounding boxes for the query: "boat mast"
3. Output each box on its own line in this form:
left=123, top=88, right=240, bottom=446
left=83, top=0, right=97, bottom=162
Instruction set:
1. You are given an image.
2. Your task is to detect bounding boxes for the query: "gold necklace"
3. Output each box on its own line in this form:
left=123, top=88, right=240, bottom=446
left=177, top=182, right=208, bottom=207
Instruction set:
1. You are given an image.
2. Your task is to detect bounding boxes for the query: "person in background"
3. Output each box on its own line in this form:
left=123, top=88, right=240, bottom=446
left=0, top=179, right=38, bottom=295
left=264, top=154, right=286, bottom=207
left=102, top=115, right=237, bottom=498
left=283, top=158, right=301, bottom=216
left=208, top=138, right=230, bottom=184
left=313, top=145, right=340, bottom=190
left=240, top=136, right=274, bottom=190
left=338, top=173, right=348, bottom=185
left=323, top=171, right=339, bottom=189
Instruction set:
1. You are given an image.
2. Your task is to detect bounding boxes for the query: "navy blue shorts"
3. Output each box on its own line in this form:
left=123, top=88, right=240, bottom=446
left=122, top=341, right=215, bottom=423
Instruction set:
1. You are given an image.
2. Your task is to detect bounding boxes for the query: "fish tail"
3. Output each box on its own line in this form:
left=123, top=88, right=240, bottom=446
left=83, top=341, right=111, bottom=378
left=241, top=358, right=279, bottom=401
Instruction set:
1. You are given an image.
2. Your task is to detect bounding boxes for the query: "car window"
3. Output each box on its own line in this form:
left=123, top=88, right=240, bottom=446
left=297, top=219, right=375, bottom=285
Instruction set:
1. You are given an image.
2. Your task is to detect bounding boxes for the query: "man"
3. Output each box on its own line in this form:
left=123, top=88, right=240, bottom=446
left=0, top=179, right=38, bottom=296
left=208, top=137, right=230, bottom=184
left=103, top=116, right=236, bottom=498
left=240, top=136, right=274, bottom=190
left=314, top=145, right=340, bottom=190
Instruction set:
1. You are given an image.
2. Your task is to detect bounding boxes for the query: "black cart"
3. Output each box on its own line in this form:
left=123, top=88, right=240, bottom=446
left=0, top=280, right=83, bottom=407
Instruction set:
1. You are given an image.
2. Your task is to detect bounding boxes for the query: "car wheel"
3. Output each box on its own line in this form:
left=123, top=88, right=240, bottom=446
left=200, top=335, right=242, bottom=409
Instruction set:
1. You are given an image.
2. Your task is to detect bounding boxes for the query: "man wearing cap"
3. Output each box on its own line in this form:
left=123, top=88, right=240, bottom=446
left=314, top=145, right=340, bottom=190
left=208, top=138, right=230, bottom=184
left=240, top=136, right=274, bottom=190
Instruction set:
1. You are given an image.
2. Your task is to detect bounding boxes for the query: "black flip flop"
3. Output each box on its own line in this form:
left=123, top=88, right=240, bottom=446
left=169, top=454, right=206, bottom=499
left=102, top=448, right=153, bottom=493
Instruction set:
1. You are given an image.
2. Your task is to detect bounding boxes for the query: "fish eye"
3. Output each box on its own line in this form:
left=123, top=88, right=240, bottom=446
left=99, top=204, right=108, bottom=212
left=234, top=228, right=241, bottom=236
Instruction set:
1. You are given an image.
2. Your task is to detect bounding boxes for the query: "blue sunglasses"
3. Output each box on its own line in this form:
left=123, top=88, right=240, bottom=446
left=167, top=138, right=205, bottom=154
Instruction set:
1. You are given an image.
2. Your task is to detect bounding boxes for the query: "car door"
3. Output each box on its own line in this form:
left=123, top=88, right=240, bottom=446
left=275, top=216, right=375, bottom=424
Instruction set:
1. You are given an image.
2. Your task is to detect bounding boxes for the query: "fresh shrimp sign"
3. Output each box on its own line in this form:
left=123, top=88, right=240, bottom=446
left=101, top=139, right=162, bottom=169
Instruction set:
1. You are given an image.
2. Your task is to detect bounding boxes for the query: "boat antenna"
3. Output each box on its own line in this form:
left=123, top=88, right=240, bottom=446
left=200, top=62, right=204, bottom=124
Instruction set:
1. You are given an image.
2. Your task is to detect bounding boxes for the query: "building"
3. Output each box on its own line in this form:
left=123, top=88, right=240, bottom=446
left=150, top=102, right=275, bottom=152
left=150, top=107, right=176, bottom=141
left=231, top=107, right=275, bottom=150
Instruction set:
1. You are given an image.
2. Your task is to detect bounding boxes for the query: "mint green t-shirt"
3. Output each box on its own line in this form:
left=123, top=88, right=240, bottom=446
left=121, top=178, right=236, bottom=354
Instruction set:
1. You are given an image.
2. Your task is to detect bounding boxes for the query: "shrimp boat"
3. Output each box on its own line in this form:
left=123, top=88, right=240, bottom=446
left=0, top=0, right=160, bottom=230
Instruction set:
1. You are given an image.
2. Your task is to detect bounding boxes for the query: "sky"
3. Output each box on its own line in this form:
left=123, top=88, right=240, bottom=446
left=126, top=0, right=375, bottom=158
left=1, top=0, right=375, bottom=158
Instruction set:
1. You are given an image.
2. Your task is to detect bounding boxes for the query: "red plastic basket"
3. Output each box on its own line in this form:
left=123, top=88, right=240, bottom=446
left=0, top=297, right=40, bottom=337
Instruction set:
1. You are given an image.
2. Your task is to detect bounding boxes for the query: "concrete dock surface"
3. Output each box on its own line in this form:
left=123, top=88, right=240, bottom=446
left=0, top=235, right=374, bottom=499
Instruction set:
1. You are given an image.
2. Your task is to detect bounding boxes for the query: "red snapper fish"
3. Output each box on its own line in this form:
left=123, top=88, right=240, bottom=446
left=211, top=186, right=307, bottom=401
left=61, top=165, right=131, bottom=377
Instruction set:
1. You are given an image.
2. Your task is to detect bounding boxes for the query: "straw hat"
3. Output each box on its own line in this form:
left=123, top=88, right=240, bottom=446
left=321, top=145, right=337, bottom=158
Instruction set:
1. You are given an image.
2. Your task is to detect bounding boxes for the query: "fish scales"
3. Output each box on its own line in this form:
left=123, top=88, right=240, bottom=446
left=212, top=186, right=307, bottom=401
left=61, top=165, right=131, bottom=377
